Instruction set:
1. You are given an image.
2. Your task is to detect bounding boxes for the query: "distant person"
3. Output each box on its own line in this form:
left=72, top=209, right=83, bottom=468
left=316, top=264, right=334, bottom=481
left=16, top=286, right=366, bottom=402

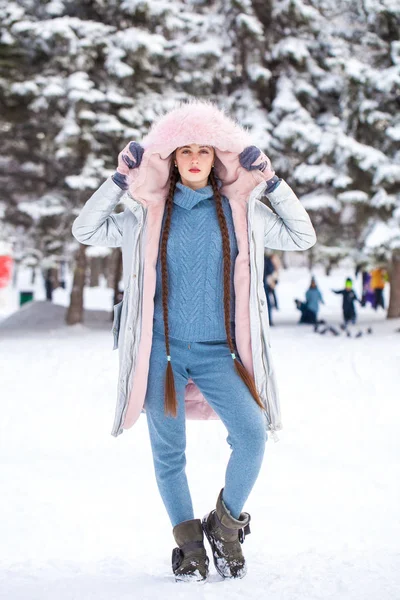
left=305, top=276, right=324, bottom=320
left=370, top=267, right=388, bottom=310
left=59, top=260, right=67, bottom=289
left=332, top=278, right=361, bottom=328
left=43, top=268, right=57, bottom=301
left=361, top=270, right=375, bottom=307
left=263, top=252, right=280, bottom=326
left=295, top=299, right=318, bottom=324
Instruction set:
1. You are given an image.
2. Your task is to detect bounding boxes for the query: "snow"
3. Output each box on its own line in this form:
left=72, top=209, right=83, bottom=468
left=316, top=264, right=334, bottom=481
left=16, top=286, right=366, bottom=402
left=273, top=0, right=321, bottom=22
left=294, top=164, right=337, bottom=185
left=93, top=114, right=126, bottom=134
left=19, top=162, right=45, bottom=176
left=300, top=192, right=340, bottom=212
left=390, top=40, right=400, bottom=65
left=65, top=155, right=106, bottom=190
left=272, top=38, right=310, bottom=63
left=2, top=1, right=25, bottom=26
left=106, top=89, right=134, bottom=106
left=181, top=40, right=223, bottom=60
left=114, top=28, right=167, bottom=56
left=0, top=29, right=15, bottom=45
left=55, top=106, right=81, bottom=144
left=387, top=125, right=400, bottom=142
left=317, top=74, right=343, bottom=93
left=11, top=16, right=113, bottom=53
left=121, top=0, right=172, bottom=17
left=247, top=65, right=272, bottom=83
left=105, top=46, right=135, bottom=79
left=78, top=110, right=97, bottom=122
left=0, top=240, right=12, bottom=254
left=17, top=194, right=66, bottom=221
left=86, top=246, right=112, bottom=258
left=236, top=14, right=264, bottom=38
left=370, top=189, right=397, bottom=209
left=344, top=57, right=400, bottom=94
left=365, top=221, right=400, bottom=249
left=1, top=267, right=399, bottom=598
left=272, top=76, right=302, bottom=114
left=337, top=134, right=387, bottom=172
left=373, top=163, right=400, bottom=186
left=337, top=190, right=369, bottom=204
left=10, top=81, right=39, bottom=96
left=67, top=72, right=106, bottom=103
left=45, top=0, right=65, bottom=16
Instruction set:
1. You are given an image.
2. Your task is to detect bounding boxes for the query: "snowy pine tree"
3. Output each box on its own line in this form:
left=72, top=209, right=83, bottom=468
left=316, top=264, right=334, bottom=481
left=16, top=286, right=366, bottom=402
left=0, top=0, right=399, bottom=317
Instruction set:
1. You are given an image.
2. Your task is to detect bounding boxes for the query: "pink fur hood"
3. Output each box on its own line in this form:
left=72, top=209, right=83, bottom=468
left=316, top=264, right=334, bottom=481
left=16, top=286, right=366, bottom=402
left=125, top=99, right=273, bottom=206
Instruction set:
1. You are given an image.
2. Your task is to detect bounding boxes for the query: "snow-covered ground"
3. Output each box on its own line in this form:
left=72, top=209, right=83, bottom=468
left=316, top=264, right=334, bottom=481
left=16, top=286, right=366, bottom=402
left=1, top=267, right=399, bottom=600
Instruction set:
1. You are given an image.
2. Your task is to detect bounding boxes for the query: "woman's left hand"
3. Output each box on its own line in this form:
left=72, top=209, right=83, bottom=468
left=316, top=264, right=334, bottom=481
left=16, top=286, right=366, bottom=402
left=239, top=146, right=275, bottom=180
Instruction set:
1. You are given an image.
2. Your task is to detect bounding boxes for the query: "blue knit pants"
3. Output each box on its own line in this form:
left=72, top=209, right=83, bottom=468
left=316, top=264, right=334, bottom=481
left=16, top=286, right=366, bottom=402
left=144, top=329, right=267, bottom=527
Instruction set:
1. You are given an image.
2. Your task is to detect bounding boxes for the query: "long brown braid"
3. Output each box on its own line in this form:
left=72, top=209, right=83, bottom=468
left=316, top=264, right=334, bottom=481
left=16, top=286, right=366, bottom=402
left=160, top=160, right=264, bottom=417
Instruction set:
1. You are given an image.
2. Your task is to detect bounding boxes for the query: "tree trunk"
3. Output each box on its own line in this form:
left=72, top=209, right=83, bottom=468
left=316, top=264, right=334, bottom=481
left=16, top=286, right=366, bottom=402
left=12, top=261, right=19, bottom=287
left=100, top=255, right=109, bottom=286
left=89, top=256, right=101, bottom=287
left=107, top=249, right=120, bottom=289
left=308, top=247, right=315, bottom=271
left=387, top=249, right=400, bottom=319
left=66, top=244, right=87, bottom=325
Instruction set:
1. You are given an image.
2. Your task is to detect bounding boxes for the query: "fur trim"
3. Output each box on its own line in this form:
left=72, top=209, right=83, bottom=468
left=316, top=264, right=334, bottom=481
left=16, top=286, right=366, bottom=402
left=142, top=99, right=253, bottom=156
left=127, top=99, right=271, bottom=206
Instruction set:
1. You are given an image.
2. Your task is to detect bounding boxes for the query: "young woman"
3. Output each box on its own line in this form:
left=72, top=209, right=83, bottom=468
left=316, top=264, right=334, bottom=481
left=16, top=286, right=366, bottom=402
left=72, top=100, right=316, bottom=583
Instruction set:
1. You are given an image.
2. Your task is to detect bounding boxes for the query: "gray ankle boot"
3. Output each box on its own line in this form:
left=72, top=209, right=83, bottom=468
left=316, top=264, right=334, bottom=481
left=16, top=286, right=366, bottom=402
left=172, top=518, right=210, bottom=582
left=202, top=489, right=251, bottom=579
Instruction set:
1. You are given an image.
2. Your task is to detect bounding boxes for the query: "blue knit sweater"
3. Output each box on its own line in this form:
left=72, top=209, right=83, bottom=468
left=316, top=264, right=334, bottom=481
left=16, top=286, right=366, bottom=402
left=153, top=181, right=238, bottom=341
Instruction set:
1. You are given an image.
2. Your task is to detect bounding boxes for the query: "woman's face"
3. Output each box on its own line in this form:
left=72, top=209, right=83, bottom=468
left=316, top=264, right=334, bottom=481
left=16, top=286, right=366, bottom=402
left=174, top=144, right=215, bottom=190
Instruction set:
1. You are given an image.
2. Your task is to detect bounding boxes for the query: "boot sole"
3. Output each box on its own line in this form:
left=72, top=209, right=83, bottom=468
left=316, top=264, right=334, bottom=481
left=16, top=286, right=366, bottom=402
left=173, top=554, right=210, bottom=583
left=202, top=513, right=247, bottom=580
left=174, top=574, right=208, bottom=583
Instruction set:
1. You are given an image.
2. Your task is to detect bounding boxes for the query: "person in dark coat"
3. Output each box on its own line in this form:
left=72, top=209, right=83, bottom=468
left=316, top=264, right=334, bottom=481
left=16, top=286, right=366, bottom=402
left=332, top=278, right=361, bottom=328
left=263, top=253, right=280, bottom=326
left=361, top=270, right=375, bottom=307
left=295, top=299, right=318, bottom=324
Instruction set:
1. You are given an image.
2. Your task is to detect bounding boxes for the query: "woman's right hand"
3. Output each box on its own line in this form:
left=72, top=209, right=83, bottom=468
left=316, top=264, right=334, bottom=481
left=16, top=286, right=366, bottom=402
left=112, top=141, right=144, bottom=190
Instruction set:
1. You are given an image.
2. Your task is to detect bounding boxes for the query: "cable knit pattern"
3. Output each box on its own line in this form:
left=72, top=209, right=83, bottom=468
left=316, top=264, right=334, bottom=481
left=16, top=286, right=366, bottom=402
left=153, top=182, right=238, bottom=341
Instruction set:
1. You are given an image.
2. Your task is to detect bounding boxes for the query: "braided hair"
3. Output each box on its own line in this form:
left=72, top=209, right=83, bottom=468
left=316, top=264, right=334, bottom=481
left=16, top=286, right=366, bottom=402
left=160, top=159, right=264, bottom=416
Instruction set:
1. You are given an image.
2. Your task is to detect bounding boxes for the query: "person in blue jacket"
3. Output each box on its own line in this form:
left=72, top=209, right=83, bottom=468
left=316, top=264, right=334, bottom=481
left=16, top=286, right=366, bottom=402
left=305, top=276, right=324, bottom=320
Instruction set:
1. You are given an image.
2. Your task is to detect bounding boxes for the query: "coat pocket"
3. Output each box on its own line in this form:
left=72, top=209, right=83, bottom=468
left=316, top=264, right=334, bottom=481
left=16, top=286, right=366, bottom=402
left=112, top=300, right=124, bottom=350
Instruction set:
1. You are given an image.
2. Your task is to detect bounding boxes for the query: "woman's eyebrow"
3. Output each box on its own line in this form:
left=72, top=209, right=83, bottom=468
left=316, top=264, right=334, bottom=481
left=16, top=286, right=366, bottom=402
left=179, top=145, right=212, bottom=149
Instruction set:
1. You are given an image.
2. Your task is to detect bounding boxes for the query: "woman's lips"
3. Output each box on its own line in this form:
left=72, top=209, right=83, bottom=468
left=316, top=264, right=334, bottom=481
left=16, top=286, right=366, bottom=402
left=189, top=168, right=200, bottom=172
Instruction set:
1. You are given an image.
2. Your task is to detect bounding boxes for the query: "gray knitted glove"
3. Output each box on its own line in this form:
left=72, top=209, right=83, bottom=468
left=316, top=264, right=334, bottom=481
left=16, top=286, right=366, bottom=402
left=239, top=145, right=280, bottom=192
left=112, top=141, right=144, bottom=190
